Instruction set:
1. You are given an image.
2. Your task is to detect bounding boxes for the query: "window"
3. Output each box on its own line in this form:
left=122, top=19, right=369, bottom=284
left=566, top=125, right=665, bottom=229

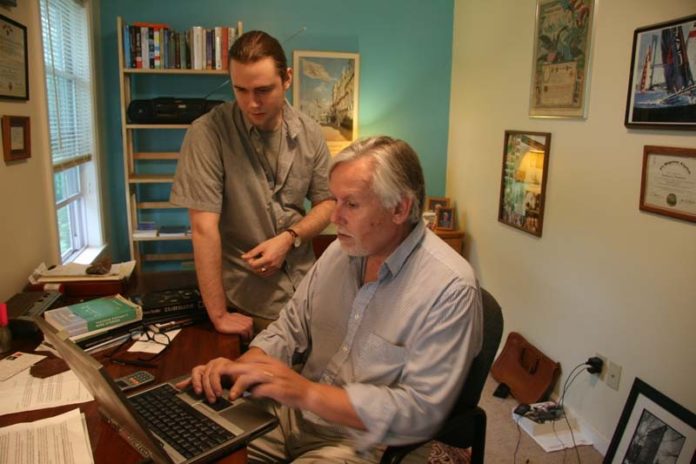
left=40, top=0, right=103, bottom=263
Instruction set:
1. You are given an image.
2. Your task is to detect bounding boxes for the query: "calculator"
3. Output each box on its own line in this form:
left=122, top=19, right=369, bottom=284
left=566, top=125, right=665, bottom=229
left=114, top=370, right=156, bottom=391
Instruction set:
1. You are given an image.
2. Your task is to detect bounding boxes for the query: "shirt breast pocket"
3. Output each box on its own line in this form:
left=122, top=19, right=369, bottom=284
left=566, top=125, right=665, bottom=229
left=353, top=332, right=407, bottom=384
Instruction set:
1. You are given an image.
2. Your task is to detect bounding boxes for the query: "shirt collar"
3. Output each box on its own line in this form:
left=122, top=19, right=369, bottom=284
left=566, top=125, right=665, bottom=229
left=241, top=100, right=300, bottom=139
left=350, top=220, right=426, bottom=281
left=382, top=220, right=426, bottom=277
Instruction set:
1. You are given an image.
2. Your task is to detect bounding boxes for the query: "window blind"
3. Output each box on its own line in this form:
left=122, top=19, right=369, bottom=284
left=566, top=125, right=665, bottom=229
left=40, top=0, right=94, bottom=169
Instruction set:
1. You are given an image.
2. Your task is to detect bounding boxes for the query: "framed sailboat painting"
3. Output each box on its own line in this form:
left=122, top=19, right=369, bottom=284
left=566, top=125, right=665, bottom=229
left=625, top=14, right=696, bottom=130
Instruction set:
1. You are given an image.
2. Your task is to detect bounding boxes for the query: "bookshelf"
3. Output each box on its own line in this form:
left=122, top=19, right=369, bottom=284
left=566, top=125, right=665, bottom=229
left=116, top=17, right=239, bottom=270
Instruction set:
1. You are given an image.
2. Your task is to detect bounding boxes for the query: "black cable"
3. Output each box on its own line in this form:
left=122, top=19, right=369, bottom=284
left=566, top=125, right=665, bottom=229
left=559, top=366, right=585, bottom=464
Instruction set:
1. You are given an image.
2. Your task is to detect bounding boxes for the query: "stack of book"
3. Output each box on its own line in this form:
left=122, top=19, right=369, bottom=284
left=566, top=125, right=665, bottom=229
left=131, top=287, right=207, bottom=323
left=157, top=225, right=190, bottom=237
left=42, top=289, right=207, bottom=353
left=44, top=294, right=143, bottom=338
left=122, top=20, right=243, bottom=71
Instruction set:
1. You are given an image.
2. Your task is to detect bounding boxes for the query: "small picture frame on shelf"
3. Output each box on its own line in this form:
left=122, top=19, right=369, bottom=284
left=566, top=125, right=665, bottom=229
left=435, top=207, right=455, bottom=230
left=427, top=197, right=450, bottom=211
left=422, top=211, right=437, bottom=230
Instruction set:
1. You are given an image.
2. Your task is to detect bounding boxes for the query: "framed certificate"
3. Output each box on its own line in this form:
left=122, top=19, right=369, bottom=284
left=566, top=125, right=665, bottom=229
left=529, top=0, right=595, bottom=118
left=639, top=146, right=696, bottom=223
left=0, top=15, right=29, bottom=100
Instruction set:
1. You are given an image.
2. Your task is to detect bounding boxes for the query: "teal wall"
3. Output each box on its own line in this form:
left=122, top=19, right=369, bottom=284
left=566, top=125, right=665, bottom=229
left=99, top=0, right=454, bottom=262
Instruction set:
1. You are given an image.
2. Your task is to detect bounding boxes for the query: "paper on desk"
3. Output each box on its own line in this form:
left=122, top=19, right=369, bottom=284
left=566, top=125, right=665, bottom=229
left=0, top=408, right=94, bottom=464
left=513, top=409, right=592, bottom=452
left=128, top=328, right=181, bottom=354
left=28, top=260, right=136, bottom=283
left=0, top=368, right=93, bottom=415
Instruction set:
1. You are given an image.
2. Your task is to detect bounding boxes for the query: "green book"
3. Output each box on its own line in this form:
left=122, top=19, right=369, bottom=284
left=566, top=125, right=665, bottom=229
left=44, top=294, right=143, bottom=337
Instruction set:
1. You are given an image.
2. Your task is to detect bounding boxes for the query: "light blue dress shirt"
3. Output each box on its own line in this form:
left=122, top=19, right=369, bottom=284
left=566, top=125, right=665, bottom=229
left=250, top=220, right=483, bottom=450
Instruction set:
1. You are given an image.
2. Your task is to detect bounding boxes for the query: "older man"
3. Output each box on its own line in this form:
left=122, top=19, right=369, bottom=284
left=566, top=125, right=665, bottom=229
left=180, top=136, right=483, bottom=463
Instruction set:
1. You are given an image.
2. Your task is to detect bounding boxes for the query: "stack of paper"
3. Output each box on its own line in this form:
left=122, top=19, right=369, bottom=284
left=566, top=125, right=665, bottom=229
left=28, top=261, right=136, bottom=284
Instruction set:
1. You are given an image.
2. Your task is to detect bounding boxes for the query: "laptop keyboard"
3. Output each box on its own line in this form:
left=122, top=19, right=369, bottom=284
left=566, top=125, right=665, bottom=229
left=129, top=384, right=235, bottom=460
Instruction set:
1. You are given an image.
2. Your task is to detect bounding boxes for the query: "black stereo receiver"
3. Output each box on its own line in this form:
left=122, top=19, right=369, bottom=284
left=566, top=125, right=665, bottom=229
left=127, top=97, right=224, bottom=124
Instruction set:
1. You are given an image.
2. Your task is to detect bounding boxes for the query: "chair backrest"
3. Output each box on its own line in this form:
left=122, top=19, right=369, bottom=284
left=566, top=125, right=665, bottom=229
left=451, top=287, right=504, bottom=414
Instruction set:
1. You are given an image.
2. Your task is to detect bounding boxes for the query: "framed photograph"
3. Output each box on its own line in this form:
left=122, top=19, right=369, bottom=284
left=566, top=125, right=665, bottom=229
left=529, top=0, right=595, bottom=118
left=293, top=50, right=360, bottom=155
left=498, top=131, right=551, bottom=237
left=604, top=377, right=695, bottom=464
left=427, top=196, right=450, bottom=211
left=0, top=15, right=29, bottom=100
left=2, top=115, right=30, bottom=161
left=625, top=14, right=696, bottom=130
left=435, top=207, right=455, bottom=231
left=422, top=211, right=437, bottom=230
left=639, top=145, right=696, bottom=223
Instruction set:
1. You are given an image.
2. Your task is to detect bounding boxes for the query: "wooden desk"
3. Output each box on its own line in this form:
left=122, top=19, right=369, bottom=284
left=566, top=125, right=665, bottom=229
left=434, top=229, right=465, bottom=255
left=1, top=272, right=247, bottom=463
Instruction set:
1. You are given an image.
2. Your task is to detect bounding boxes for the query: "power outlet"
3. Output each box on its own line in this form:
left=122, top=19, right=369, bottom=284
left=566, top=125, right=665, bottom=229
left=595, top=353, right=608, bottom=380
left=606, top=361, right=622, bottom=390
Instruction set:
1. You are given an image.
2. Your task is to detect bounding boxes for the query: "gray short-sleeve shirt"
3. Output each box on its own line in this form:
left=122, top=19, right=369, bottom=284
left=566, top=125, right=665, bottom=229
left=170, top=100, right=332, bottom=319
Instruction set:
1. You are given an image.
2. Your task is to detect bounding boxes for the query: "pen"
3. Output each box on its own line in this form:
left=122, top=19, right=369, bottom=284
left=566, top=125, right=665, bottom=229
left=111, top=358, right=157, bottom=368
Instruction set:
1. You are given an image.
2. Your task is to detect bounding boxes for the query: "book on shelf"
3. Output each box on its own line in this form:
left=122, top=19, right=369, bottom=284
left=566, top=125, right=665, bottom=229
left=158, top=225, right=190, bottom=236
left=121, top=19, right=242, bottom=71
left=133, top=229, right=158, bottom=239
left=44, top=294, right=143, bottom=338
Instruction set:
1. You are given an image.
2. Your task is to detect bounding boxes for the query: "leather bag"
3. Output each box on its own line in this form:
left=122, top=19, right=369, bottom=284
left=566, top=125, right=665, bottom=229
left=490, top=332, right=560, bottom=404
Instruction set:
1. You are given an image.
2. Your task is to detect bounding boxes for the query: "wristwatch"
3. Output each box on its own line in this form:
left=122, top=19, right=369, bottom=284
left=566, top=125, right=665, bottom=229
left=286, top=227, right=302, bottom=248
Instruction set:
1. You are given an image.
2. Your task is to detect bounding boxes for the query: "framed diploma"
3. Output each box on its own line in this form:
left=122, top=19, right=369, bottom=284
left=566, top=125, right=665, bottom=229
left=0, top=15, right=29, bottom=100
left=639, top=146, right=696, bottom=223
left=529, top=0, right=595, bottom=118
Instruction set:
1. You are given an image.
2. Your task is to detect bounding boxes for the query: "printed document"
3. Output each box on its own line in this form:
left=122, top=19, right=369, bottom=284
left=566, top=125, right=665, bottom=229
left=0, top=408, right=94, bottom=464
left=0, top=369, right=93, bottom=415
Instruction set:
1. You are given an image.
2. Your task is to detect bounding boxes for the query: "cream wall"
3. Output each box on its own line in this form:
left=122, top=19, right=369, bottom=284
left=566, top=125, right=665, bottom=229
left=0, top=1, right=57, bottom=301
left=450, top=0, right=696, bottom=453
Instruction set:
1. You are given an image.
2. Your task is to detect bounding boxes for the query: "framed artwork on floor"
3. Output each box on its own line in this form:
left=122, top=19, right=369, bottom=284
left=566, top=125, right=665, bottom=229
left=624, top=14, right=696, bottom=130
left=498, top=131, right=551, bottom=237
left=293, top=50, right=360, bottom=155
left=604, top=377, right=695, bottom=464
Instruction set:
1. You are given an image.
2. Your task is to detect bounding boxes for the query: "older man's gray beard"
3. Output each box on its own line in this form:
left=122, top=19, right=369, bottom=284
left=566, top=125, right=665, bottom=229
left=336, top=234, right=370, bottom=257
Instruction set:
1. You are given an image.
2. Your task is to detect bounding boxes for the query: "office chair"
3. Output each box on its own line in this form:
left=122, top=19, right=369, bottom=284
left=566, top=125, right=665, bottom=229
left=380, top=287, right=504, bottom=464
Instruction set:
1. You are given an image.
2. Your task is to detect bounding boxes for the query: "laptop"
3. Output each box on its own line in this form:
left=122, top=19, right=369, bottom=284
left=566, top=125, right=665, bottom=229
left=33, top=316, right=277, bottom=464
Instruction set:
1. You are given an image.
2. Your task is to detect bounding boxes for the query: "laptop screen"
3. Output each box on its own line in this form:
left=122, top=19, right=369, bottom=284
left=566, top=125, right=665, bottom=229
left=33, top=316, right=172, bottom=464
